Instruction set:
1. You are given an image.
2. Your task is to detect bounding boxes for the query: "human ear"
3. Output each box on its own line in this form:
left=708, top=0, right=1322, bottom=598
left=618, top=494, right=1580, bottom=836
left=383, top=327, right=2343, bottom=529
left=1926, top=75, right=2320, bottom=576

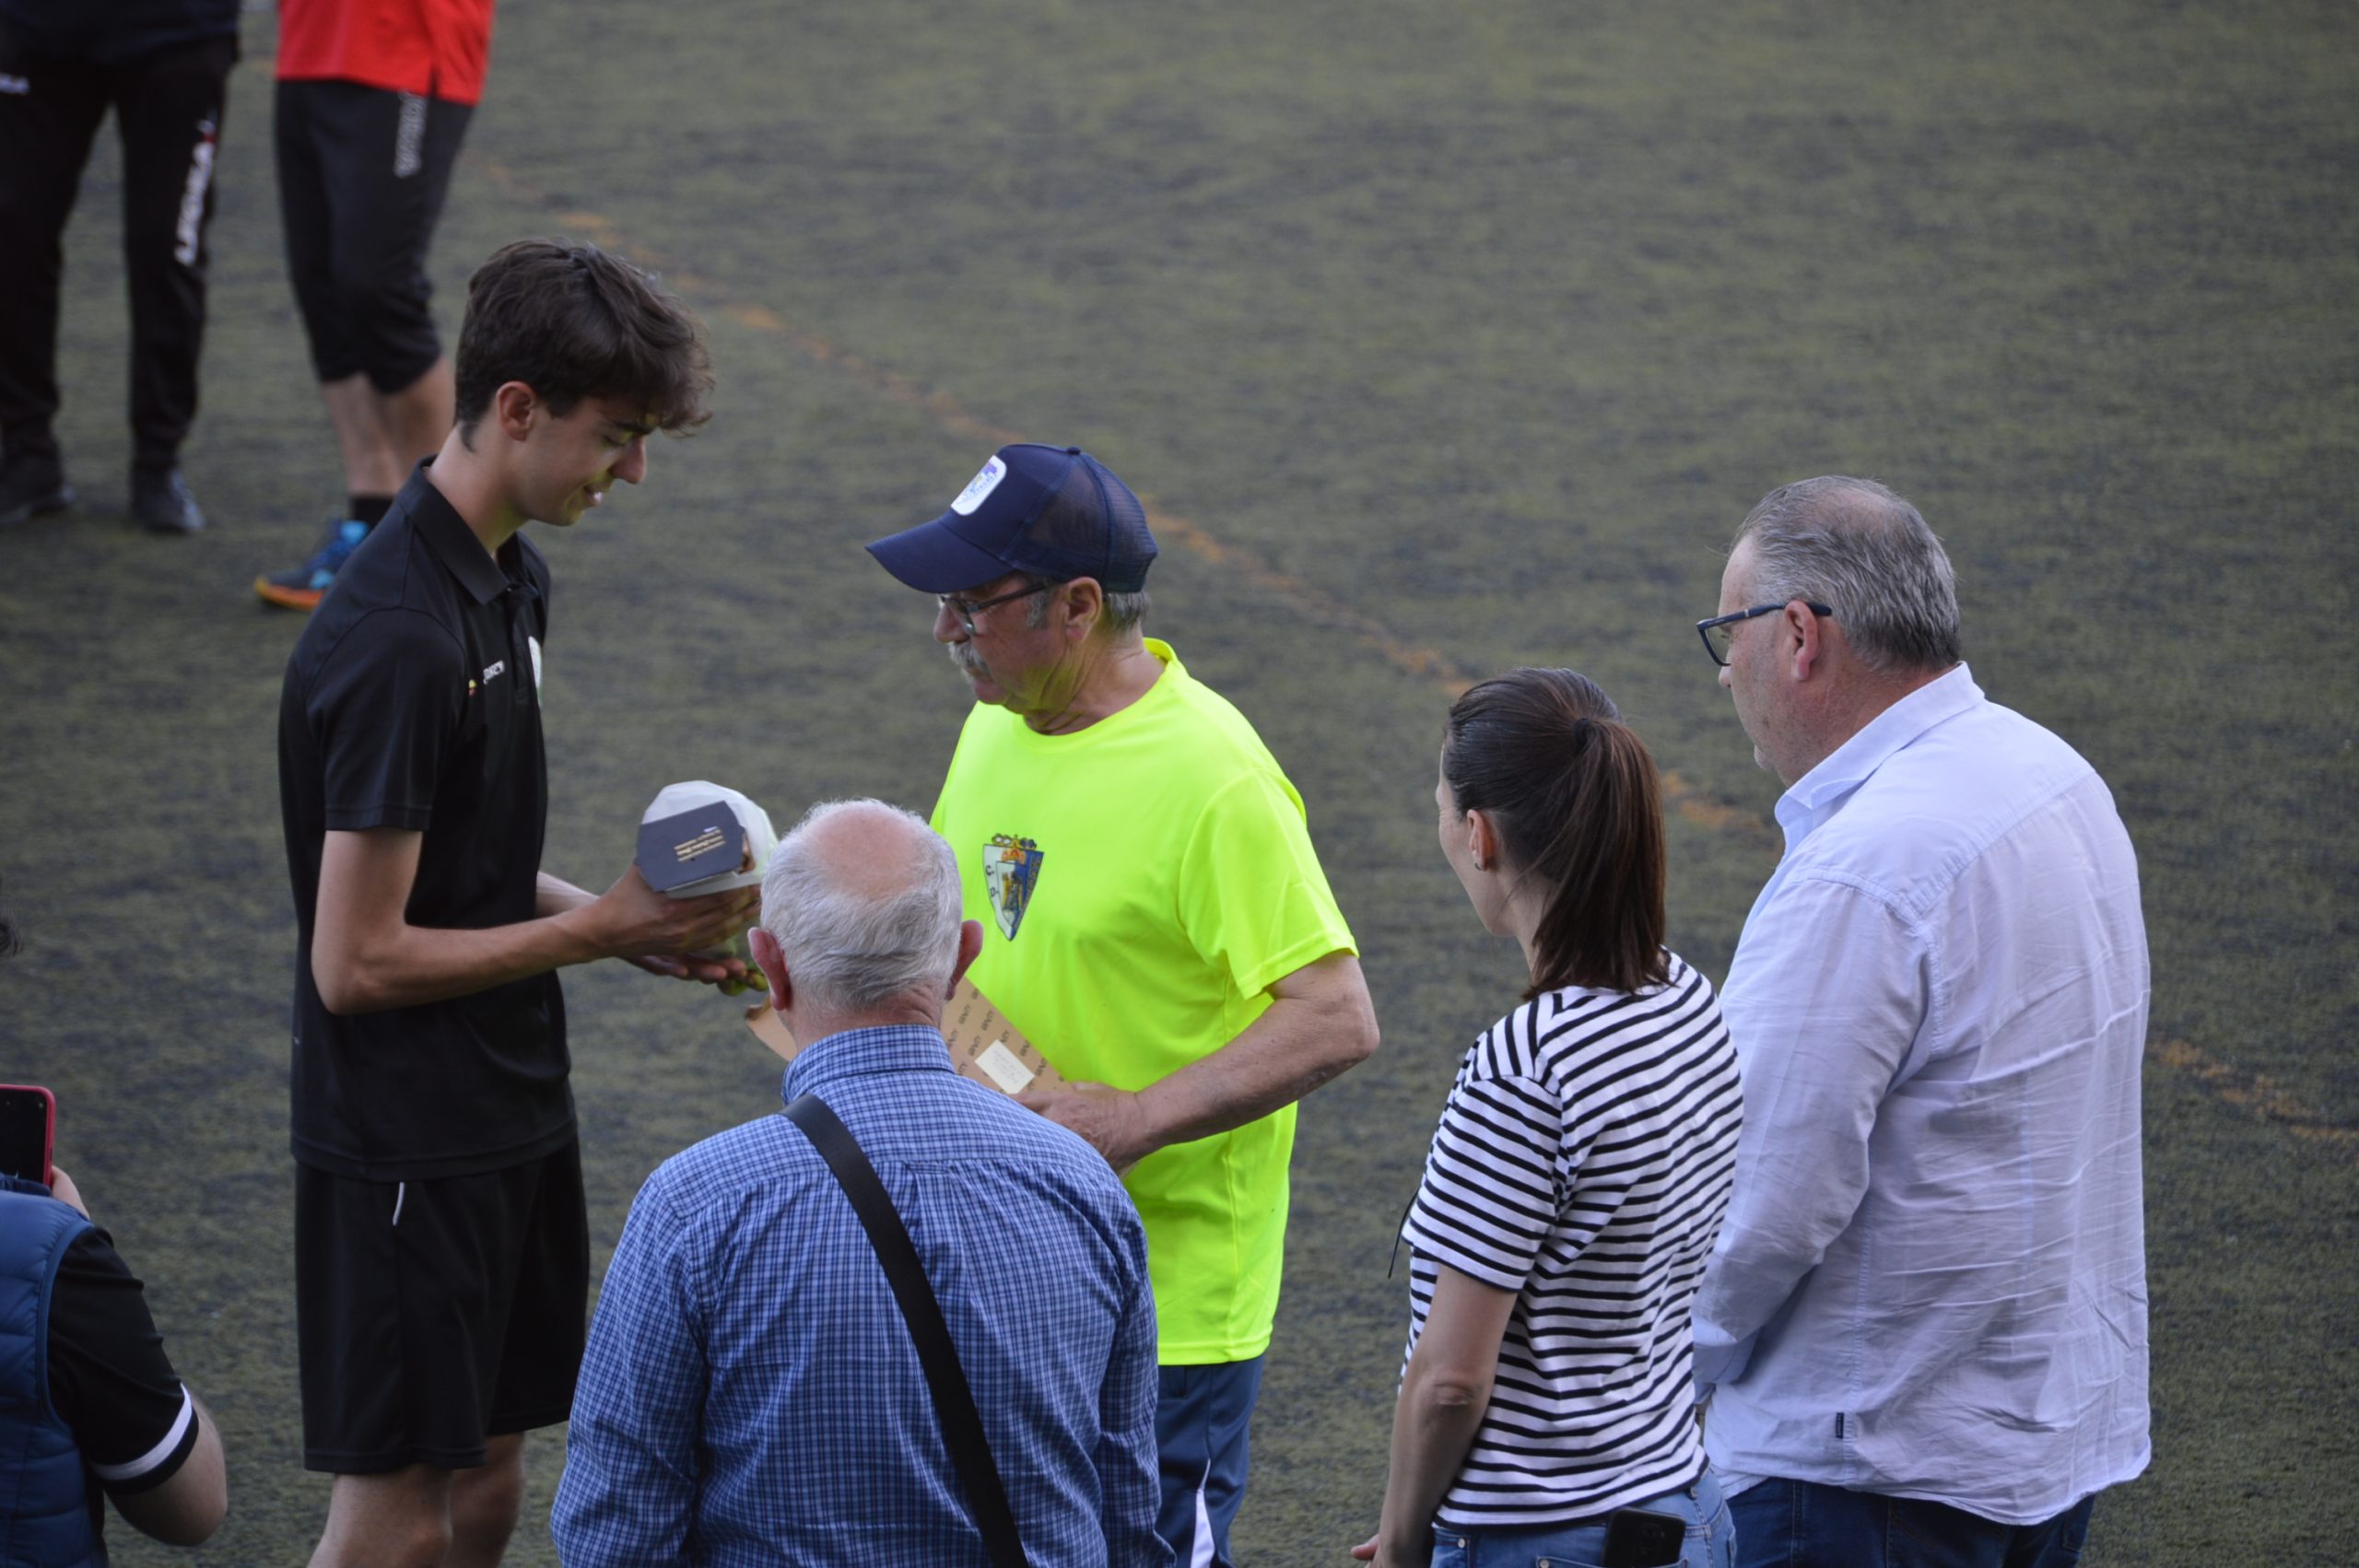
left=748, top=925, right=792, bottom=1009
left=1062, top=578, right=1104, bottom=640
left=948, top=919, right=984, bottom=994
left=1466, top=808, right=1498, bottom=872
left=1786, top=599, right=1825, bottom=680
left=493, top=381, right=539, bottom=441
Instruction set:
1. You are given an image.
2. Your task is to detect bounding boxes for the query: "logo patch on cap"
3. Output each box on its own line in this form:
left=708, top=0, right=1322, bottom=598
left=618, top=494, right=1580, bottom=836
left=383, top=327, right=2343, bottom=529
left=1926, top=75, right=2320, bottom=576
left=950, top=455, right=1007, bottom=516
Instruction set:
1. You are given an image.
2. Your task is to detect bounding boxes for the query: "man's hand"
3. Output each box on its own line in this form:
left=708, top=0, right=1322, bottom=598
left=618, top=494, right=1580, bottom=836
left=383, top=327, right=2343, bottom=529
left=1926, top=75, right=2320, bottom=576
left=1008, top=952, right=1377, bottom=1170
left=541, top=870, right=757, bottom=987
left=566, top=866, right=760, bottom=984
left=624, top=953, right=769, bottom=992
left=622, top=952, right=766, bottom=989
left=1014, top=1080, right=1156, bottom=1171
left=619, top=947, right=745, bottom=985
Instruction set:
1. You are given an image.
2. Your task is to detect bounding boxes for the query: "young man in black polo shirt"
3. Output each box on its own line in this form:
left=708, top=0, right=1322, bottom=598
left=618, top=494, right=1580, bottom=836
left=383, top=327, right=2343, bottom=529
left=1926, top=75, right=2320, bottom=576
left=276, top=240, right=756, bottom=1568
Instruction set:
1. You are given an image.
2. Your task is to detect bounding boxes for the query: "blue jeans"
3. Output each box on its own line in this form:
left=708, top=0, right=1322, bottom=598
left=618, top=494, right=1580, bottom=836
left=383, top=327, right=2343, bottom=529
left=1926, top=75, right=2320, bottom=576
left=1729, top=1478, right=2094, bottom=1568
left=1430, top=1469, right=1737, bottom=1568
left=1156, top=1355, right=1264, bottom=1568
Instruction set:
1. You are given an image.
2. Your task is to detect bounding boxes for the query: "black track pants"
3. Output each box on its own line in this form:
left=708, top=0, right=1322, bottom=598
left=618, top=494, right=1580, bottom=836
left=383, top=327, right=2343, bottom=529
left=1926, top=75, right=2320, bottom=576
left=0, top=36, right=236, bottom=469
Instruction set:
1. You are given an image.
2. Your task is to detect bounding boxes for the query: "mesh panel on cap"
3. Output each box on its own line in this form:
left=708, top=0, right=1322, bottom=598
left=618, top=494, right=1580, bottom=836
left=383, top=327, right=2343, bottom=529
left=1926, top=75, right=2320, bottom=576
left=1016, top=455, right=1156, bottom=590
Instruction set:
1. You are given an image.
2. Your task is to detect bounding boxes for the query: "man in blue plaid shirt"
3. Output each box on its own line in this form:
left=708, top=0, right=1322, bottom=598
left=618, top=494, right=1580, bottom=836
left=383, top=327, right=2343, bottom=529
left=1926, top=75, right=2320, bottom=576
left=552, top=799, right=1168, bottom=1567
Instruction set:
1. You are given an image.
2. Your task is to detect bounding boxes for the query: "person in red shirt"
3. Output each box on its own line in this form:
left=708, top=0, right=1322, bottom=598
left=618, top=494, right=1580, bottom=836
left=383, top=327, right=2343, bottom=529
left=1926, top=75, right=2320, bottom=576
left=252, top=0, right=498, bottom=612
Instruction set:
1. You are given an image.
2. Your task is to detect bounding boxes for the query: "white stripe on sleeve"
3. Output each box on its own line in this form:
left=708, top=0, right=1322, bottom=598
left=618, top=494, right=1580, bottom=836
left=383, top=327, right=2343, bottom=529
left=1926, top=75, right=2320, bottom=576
left=89, top=1382, right=194, bottom=1484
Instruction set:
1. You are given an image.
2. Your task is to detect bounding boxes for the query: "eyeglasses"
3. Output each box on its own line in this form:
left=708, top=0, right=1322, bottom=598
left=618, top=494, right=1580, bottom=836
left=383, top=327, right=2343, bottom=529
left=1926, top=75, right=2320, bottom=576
left=1695, top=602, right=1835, bottom=666
left=938, top=579, right=1054, bottom=635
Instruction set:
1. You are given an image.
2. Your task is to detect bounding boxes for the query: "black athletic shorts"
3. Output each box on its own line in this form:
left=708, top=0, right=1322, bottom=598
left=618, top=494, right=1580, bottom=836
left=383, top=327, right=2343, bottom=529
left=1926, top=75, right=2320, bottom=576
left=295, top=1139, right=587, bottom=1474
left=274, top=76, right=472, bottom=391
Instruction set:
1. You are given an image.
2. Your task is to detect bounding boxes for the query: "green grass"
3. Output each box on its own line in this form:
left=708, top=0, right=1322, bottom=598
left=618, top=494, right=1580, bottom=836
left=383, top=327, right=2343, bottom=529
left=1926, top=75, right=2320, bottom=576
left=0, top=0, right=2352, bottom=1560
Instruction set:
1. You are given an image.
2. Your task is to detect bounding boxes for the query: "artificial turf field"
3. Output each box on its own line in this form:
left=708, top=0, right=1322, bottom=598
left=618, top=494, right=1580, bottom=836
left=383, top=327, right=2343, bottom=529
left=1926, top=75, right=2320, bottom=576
left=2, top=0, right=2353, bottom=1560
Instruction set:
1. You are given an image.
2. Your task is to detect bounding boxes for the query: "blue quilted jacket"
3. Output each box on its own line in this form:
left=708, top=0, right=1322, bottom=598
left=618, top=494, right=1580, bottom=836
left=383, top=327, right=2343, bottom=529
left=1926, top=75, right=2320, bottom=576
left=0, top=1178, right=102, bottom=1568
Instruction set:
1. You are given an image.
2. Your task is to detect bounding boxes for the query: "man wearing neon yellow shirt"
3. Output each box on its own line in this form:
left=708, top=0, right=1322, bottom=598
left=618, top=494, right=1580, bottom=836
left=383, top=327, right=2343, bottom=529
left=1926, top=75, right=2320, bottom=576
left=870, top=442, right=1380, bottom=1567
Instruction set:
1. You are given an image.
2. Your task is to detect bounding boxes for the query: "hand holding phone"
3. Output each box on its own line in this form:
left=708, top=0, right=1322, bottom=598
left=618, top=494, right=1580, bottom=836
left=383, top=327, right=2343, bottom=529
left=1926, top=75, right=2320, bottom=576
left=0, top=1083, right=57, bottom=1188
left=44, top=1166, right=88, bottom=1218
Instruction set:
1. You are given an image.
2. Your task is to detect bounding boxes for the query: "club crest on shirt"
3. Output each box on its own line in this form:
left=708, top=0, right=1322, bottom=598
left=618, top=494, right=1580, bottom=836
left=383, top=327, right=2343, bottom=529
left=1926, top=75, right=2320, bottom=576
left=983, top=834, right=1043, bottom=941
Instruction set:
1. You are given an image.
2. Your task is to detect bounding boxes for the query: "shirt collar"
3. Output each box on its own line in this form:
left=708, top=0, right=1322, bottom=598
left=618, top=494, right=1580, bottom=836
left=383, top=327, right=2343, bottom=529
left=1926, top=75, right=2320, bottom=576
left=404, top=460, right=522, bottom=606
left=1776, top=663, right=1984, bottom=842
left=779, top=1023, right=957, bottom=1104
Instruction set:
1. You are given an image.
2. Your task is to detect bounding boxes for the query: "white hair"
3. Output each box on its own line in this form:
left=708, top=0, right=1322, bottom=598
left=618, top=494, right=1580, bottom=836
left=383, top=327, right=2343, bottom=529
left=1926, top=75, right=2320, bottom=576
left=1023, top=581, right=1151, bottom=635
left=1734, top=475, right=1963, bottom=673
left=758, top=799, right=963, bottom=1013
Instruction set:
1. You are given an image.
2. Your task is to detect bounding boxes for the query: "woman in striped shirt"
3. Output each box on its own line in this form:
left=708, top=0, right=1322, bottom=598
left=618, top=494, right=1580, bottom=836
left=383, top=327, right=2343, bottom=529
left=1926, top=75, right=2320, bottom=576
left=1355, top=668, right=1745, bottom=1568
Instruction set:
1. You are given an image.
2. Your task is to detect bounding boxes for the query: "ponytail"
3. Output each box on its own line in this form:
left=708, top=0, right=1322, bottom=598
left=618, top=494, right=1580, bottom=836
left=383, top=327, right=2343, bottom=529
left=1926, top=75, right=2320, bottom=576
left=1442, top=670, right=1669, bottom=997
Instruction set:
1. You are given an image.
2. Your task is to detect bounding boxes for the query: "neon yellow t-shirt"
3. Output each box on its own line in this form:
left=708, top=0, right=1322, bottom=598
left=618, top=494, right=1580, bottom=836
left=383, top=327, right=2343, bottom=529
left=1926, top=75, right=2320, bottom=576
left=931, top=639, right=1357, bottom=1363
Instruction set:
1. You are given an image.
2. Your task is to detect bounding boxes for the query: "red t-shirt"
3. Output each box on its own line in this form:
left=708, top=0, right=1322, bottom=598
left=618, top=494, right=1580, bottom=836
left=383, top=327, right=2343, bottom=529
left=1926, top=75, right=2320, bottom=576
left=275, top=0, right=497, bottom=105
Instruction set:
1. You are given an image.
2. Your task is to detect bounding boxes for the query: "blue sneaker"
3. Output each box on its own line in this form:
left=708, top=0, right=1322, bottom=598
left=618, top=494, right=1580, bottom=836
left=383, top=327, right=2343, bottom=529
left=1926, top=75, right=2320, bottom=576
left=255, top=519, right=370, bottom=611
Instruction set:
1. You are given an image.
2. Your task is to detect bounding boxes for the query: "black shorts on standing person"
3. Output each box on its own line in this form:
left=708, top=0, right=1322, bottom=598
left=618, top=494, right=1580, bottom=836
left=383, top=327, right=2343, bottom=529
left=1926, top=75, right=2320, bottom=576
left=0, top=0, right=237, bottom=534
left=293, top=1143, right=586, bottom=1473
left=273, top=79, right=470, bottom=415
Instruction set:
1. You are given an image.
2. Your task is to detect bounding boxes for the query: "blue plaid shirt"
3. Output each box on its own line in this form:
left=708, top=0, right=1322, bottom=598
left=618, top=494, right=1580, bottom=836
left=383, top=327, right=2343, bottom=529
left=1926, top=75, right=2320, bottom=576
left=553, top=1024, right=1168, bottom=1567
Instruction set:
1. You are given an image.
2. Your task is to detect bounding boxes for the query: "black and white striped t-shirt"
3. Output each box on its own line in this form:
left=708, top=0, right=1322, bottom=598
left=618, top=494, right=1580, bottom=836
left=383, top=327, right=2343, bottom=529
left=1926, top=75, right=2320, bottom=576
left=1400, top=953, right=1743, bottom=1527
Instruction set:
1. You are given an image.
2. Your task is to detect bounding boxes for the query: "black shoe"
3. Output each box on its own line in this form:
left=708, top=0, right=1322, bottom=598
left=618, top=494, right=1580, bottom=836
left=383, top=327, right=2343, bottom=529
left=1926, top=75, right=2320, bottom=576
left=132, top=465, right=205, bottom=534
left=0, top=451, right=74, bottom=528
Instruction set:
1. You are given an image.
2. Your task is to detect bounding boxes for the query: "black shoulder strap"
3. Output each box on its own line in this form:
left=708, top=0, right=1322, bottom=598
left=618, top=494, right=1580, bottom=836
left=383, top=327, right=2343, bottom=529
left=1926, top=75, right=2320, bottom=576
left=784, top=1094, right=1027, bottom=1568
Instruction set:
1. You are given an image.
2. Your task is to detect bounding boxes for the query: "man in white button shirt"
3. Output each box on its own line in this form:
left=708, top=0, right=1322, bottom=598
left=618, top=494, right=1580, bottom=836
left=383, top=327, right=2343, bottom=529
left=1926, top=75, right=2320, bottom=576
left=1690, top=476, right=2151, bottom=1567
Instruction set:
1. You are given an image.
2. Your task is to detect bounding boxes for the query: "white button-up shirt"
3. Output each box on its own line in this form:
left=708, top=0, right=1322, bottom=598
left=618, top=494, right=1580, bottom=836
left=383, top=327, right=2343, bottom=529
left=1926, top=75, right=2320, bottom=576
left=1693, top=664, right=2151, bottom=1525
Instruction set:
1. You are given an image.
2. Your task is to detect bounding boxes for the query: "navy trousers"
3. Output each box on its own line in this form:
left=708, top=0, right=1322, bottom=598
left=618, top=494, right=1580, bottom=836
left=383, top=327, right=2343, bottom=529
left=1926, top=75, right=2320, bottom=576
left=1731, top=1478, right=2095, bottom=1568
left=1155, top=1355, right=1264, bottom=1568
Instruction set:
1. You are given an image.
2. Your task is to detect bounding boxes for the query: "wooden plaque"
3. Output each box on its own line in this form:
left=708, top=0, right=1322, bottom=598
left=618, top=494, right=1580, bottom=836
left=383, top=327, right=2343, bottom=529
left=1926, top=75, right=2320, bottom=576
left=744, top=978, right=1062, bottom=1097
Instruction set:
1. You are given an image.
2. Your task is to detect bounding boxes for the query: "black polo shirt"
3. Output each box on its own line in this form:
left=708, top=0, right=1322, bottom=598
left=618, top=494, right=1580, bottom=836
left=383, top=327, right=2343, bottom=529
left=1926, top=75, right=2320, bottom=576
left=277, top=463, right=573, bottom=1180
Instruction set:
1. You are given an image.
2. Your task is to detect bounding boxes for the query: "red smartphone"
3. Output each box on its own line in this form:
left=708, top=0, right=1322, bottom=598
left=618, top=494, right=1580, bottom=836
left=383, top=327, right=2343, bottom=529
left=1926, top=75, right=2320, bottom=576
left=0, top=1084, right=57, bottom=1188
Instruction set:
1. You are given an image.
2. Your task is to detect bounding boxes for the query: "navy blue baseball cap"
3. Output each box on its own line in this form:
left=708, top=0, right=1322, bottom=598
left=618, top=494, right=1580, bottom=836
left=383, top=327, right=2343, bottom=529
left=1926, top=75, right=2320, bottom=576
left=866, top=443, right=1158, bottom=594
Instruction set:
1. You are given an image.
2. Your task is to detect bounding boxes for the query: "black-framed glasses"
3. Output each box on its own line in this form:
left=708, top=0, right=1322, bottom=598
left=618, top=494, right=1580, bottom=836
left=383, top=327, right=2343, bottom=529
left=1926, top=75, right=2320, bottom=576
left=938, top=579, right=1055, bottom=635
left=1695, top=602, right=1834, bottom=666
